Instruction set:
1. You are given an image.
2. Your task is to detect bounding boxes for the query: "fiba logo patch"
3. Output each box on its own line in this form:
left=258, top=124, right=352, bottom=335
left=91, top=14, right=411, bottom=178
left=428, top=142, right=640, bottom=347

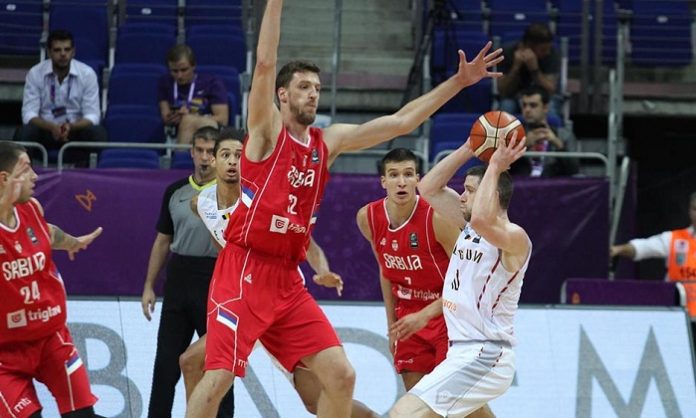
left=311, top=148, right=320, bottom=163
left=7, top=309, right=27, bottom=329
left=26, top=228, right=38, bottom=245
left=409, top=232, right=419, bottom=248
left=270, top=215, right=289, bottom=234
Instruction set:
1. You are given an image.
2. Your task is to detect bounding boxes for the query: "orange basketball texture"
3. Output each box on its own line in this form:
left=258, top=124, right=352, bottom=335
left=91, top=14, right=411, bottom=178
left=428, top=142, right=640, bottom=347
left=469, top=111, right=526, bottom=162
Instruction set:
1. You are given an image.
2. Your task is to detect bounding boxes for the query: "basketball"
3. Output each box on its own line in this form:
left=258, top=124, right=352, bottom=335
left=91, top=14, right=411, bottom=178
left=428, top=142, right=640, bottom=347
left=469, top=111, right=526, bottom=162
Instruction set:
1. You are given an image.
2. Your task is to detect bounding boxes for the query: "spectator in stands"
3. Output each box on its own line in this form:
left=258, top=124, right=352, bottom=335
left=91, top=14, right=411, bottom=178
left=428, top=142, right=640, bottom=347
left=611, top=192, right=696, bottom=324
left=158, top=45, right=229, bottom=144
left=498, top=23, right=561, bottom=117
left=14, top=29, right=107, bottom=165
left=509, top=86, right=578, bottom=177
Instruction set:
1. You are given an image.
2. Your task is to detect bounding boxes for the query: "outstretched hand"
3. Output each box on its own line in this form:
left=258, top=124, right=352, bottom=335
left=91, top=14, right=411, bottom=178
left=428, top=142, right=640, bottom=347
left=489, top=130, right=527, bottom=172
left=66, top=227, right=103, bottom=261
left=455, top=41, right=504, bottom=88
left=313, top=271, right=344, bottom=296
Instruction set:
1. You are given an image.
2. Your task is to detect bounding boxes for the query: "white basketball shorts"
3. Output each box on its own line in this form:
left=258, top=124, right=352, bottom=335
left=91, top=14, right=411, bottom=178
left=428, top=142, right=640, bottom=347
left=409, top=340, right=515, bottom=417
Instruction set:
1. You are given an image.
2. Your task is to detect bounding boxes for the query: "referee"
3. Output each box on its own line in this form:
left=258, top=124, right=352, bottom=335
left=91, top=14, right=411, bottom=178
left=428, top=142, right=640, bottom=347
left=141, top=126, right=234, bottom=417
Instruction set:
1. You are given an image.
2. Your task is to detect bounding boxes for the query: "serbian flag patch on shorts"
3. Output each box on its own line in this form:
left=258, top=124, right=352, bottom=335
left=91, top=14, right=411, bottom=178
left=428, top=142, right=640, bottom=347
left=216, top=308, right=239, bottom=332
left=65, top=352, right=83, bottom=375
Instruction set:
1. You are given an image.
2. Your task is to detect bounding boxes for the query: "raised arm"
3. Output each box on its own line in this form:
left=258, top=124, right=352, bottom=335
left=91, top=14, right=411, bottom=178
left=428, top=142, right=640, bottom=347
left=417, top=141, right=476, bottom=230
left=246, top=0, right=283, bottom=161
left=324, top=44, right=503, bottom=159
left=470, top=134, right=529, bottom=262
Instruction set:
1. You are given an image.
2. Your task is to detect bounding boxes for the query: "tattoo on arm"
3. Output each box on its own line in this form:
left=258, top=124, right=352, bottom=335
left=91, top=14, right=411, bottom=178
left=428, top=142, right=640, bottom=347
left=49, top=224, right=76, bottom=249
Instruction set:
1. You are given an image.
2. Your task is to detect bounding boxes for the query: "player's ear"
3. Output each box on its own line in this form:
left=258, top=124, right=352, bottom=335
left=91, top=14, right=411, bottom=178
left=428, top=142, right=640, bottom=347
left=277, top=87, right=287, bottom=103
left=380, top=175, right=387, bottom=190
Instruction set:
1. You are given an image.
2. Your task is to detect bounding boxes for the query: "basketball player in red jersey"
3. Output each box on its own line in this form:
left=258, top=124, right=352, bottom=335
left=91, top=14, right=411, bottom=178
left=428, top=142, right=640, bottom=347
left=185, top=0, right=503, bottom=416
left=356, top=148, right=458, bottom=390
left=0, top=142, right=103, bottom=418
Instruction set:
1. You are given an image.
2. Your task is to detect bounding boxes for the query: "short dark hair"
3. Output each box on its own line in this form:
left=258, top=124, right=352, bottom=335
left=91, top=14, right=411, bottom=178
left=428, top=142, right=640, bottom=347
left=519, top=85, right=549, bottom=104
left=0, top=141, right=27, bottom=172
left=192, top=126, right=219, bottom=147
left=378, top=148, right=420, bottom=175
left=215, top=128, right=246, bottom=155
left=465, top=165, right=514, bottom=210
left=276, top=61, right=321, bottom=93
left=167, top=44, right=196, bottom=67
left=47, top=30, right=74, bottom=49
left=522, top=23, right=553, bottom=46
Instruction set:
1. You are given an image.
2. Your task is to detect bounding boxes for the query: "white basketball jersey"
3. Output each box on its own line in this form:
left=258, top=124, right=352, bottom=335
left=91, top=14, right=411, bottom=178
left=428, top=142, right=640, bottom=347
left=443, top=224, right=531, bottom=346
left=196, top=184, right=238, bottom=247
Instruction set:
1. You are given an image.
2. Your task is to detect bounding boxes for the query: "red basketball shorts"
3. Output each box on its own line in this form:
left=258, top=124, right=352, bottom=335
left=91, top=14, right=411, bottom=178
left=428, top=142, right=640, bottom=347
left=393, top=305, right=448, bottom=374
left=0, top=325, right=97, bottom=418
left=205, top=244, right=341, bottom=377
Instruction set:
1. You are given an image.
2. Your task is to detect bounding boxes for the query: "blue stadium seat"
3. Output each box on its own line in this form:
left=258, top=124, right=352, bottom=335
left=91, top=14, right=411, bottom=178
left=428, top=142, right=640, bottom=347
left=442, top=0, right=485, bottom=31
left=187, top=33, right=246, bottom=68
left=186, top=24, right=245, bottom=40
left=487, top=0, right=550, bottom=38
left=0, top=0, right=43, bottom=55
left=555, top=0, right=617, bottom=65
left=105, top=109, right=165, bottom=143
left=120, top=0, right=178, bottom=27
left=98, top=149, right=161, bottom=169
left=630, top=0, right=692, bottom=66
left=429, top=113, right=480, bottom=161
left=185, top=0, right=242, bottom=26
left=50, top=4, right=109, bottom=68
left=196, top=65, right=240, bottom=96
left=432, top=28, right=490, bottom=83
left=439, top=78, right=492, bottom=114
left=118, top=21, right=177, bottom=37
left=115, top=31, right=176, bottom=65
left=108, top=64, right=166, bottom=109
left=171, top=151, right=193, bottom=169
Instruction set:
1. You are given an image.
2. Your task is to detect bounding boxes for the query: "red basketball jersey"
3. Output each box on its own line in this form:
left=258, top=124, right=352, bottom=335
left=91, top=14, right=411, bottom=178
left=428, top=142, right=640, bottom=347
left=226, top=126, right=329, bottom=262
left=367, top=197, right=450, bottom=309
left=0, top=200, right=66, bottom=344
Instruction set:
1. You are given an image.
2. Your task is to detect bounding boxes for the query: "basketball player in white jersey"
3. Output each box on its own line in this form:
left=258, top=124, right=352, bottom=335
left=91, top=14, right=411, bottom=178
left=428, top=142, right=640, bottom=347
left=184, top=130, right=376, bottom=417
left=390, top=133, right=531, bottom=417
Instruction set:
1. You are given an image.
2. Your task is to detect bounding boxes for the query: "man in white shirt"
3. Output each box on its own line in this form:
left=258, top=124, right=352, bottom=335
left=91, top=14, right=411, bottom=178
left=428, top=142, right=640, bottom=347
left=14, top=30, right=106, bottom=164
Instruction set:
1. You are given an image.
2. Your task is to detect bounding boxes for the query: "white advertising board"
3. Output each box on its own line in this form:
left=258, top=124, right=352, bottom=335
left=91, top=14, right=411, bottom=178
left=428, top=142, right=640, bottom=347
left=33, top=301, right=695, bottom=417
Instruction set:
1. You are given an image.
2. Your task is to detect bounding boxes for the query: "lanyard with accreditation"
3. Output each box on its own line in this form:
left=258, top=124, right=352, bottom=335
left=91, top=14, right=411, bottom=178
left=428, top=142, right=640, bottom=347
left=173, top=75, right=197, bottom=109
left=49, top=74, right=72, bottom=119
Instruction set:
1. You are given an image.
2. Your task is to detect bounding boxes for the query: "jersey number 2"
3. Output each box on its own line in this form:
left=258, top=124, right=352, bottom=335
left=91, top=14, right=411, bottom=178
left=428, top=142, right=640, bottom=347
left=288, top=194, right=298, bottom=215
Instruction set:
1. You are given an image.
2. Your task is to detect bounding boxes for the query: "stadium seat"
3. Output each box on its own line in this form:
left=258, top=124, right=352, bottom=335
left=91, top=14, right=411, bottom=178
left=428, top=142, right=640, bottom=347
left=171, top=150, right=193, bottom=169
left=187, top=33, right=246, bottom=68
left=196, top=65, right=240, bottom=96
left=98, top=149, right=161, bottom=169
left=438, top=78, right=492, bottom=114
left=555, top=0, right=617, bottom=65
left=185, top=0, right=243, bottom=26
left=429, top=113, right=480, bottom=162
left=105, top=110, right=165, bottom=143
left=120, top=0, right=178, bottom=27
left=0, top=0, right=43, bottom=55
left=432, top=28, right=490, bottom=83
left=115, top=32, right=176, bottom=65
left=49, top=4, right=109, bottom=68
left=107, top=71, right=163, bottom=108
left=118, top=21, right=177, bottom=37
left=630, top=0, right=692, bottom=66
left=487, top=0, right=550, bottom=38
left=186, top=24, right=245, bottom=40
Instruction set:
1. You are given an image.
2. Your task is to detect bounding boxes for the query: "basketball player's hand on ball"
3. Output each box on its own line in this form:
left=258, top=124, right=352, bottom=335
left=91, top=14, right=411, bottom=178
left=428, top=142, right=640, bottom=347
left=390, top=311, right=428, bottom=342
left=455, top=41, right=504, bottom=88
left=313, top=272, right=344, bottom=296
left=489, top=130, right=527, bottom=172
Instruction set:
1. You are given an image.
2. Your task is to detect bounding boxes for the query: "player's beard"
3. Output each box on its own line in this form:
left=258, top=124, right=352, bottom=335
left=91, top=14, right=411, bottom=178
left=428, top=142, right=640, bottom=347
left=290, top=102, right=316, bottom=126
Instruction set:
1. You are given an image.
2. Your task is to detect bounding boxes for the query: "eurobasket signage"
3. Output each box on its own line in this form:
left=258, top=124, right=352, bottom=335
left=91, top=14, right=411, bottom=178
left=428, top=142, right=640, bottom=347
left=34, top=301, right=696, bottom=417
